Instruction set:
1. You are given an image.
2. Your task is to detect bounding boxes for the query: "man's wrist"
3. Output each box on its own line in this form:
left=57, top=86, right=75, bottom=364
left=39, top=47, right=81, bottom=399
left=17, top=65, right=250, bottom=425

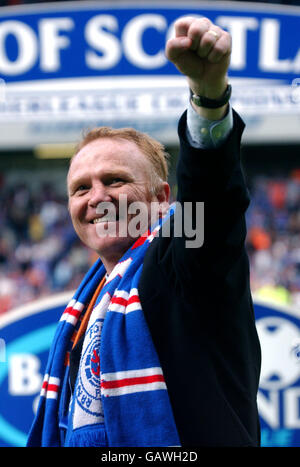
left=190, top=85, right=232, bottom=109
left=188, top=77, right=229, bottom=120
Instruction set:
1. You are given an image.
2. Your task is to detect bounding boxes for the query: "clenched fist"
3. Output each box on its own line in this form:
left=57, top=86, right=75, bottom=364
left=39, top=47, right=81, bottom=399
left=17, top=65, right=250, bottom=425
left=165, top=16, right=231, bottom=114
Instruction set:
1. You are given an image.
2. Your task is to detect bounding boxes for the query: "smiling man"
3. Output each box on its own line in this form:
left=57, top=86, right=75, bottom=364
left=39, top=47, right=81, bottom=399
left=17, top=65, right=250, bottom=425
left=27, top=17, right=261, bottom=447
left=67, top=129, right=170, bottom=273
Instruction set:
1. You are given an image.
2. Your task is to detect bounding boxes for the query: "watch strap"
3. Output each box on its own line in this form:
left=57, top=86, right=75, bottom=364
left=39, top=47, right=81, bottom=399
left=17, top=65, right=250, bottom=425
left=190, top=84, right=232, bottom=109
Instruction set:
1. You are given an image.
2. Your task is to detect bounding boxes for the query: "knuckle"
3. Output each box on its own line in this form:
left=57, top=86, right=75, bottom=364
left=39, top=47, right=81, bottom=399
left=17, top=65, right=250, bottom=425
left=214, top=42, right=230, bottom=58
left=214, top=39, right=226, bottom=52
left=175, top=16, right=193, bottom=26
left=214, top=26, right=223, bottom=34
left=191, top=17, right=211, bottom=33
left=201, top=33, right=216, bottom=46
left=189, top=24, right=201, bottom=39
left=198, top=17, right=211, bottom=25
left=222, top=30, right=232, bottom=42
left=174, top=17, right=187, bottom=27
left=213, top=46, right=226, bottom=58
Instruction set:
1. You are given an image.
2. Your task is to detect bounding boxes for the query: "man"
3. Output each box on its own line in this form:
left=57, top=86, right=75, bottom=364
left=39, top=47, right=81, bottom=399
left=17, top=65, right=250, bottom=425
left=27, top=17, right=261, bottom=447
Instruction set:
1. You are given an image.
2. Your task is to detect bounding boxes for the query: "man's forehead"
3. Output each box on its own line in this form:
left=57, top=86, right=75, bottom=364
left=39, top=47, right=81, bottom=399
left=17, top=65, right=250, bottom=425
left=67, top=137, right=150, bottom=182
left=71, top=137, right=147, bottom=166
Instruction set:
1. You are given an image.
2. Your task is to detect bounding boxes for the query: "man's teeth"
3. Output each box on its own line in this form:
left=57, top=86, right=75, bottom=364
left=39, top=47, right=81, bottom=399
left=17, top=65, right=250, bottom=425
left=93, top=216, right=117, bottom=224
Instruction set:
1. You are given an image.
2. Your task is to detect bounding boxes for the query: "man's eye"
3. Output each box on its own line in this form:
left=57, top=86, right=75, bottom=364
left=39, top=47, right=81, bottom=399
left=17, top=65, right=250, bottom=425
left=76, top=185, right=89, bottom=193
left=109, top=178, right=124, bottom=185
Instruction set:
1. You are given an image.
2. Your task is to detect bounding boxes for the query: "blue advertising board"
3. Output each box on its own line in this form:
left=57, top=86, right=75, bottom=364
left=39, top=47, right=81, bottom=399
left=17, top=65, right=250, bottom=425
left=0, top=1, right=299, bottom=148
left=0, top=292, right=300, bottom=447
left=255, top=299, right=300, bottom=447
left=0, top=1, right=299, bottom=84
left=0, top=293, right=70, bottom=447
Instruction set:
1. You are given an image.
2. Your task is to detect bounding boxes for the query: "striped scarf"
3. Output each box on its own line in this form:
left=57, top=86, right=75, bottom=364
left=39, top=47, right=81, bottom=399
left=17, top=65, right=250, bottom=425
left=27, top=210, right=180, bottom=447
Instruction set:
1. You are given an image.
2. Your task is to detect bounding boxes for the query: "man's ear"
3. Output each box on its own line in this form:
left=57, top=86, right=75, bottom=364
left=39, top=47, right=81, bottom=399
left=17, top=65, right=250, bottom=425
left=156, top=182, right=170, bottom=204
left=155, top=182, right=170, bottom=218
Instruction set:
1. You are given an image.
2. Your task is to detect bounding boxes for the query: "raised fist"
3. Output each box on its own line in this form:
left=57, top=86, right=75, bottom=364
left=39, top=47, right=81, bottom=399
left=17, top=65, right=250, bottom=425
left=165, top=17, right=231, bottom=100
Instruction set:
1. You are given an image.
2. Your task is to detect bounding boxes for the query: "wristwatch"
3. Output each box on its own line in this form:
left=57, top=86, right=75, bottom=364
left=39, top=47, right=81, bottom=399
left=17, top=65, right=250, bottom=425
left=190, top=84, right=232, bottom=109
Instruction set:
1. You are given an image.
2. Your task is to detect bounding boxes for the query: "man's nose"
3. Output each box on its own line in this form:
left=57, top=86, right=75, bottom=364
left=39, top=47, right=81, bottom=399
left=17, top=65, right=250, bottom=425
left=88, top=182, right=112, bottom=208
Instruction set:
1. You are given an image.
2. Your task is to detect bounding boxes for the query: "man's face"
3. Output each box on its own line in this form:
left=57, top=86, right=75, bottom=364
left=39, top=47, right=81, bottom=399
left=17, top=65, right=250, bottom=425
left=67, top=137, right=169, bottom=268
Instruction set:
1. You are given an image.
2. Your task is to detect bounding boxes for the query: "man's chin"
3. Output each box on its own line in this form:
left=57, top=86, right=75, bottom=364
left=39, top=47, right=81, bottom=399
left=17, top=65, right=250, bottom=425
left=79, top=219, right=149, bottom=258
left=89, top=233, right=137, bottom=258
left=95, top=220, right=125, bottom=238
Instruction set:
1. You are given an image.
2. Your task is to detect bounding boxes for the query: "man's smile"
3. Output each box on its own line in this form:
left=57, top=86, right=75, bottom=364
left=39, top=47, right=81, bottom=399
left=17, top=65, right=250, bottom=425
left=91, top=215, right=119, bottom=224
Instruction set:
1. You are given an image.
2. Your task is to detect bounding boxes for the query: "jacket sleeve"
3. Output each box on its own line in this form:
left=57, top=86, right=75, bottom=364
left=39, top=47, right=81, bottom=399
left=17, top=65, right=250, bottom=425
left=157, top=108, right=251, bottom=304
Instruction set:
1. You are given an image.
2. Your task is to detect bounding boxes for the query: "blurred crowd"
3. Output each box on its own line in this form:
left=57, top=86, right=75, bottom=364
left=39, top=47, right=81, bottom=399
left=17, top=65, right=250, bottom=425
left=0, top=169, right=299, bottom=314
left=0, top=176, right=95, bottom=313
left=246, top=170, right=300, bottom=308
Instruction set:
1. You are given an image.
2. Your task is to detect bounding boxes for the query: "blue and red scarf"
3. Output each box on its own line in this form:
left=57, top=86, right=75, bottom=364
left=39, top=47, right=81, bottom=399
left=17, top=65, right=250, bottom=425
left=27, top=209, right=180, bottom=447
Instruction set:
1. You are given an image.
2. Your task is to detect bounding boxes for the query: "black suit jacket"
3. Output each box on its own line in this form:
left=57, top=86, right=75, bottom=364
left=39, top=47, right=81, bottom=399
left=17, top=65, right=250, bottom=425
left=70, top=109, right=261, bottom=447
left=138, top=110, right=261, bottom=446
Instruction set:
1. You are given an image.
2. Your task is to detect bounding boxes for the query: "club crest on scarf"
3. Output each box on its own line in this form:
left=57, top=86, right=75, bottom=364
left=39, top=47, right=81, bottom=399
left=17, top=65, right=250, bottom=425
left=72, top=291, right=111, bottom=430
left=74, top=318, right=104, bottom=423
